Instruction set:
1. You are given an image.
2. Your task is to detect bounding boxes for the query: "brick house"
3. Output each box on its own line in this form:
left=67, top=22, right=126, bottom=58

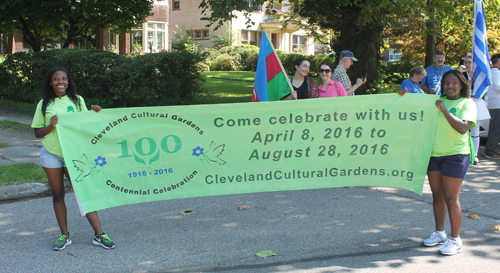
left=2, top=0, right=314, bottom=56
left=171, top=0, right=315, bottom=55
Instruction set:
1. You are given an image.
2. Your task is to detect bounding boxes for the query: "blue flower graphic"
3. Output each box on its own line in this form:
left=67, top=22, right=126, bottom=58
left=94, top=156, right=107, bottom=167
left=192, top=146, right=204, bottom=157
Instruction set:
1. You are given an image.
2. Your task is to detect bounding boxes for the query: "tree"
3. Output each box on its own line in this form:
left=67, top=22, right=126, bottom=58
left=0, top=0, right=153, bottom=52
left=385, top=0, right=500, bottom=66
left=200, top=0, right=500, bottom=93
left=201, top=0, right=398, bottom=94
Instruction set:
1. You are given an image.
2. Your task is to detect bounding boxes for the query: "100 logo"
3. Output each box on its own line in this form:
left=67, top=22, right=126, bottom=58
left=116, top=135, right=182, bottom=165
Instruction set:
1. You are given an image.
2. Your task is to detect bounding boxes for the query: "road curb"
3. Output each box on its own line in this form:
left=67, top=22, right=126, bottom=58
left=0, top=182, right=49, bottom=201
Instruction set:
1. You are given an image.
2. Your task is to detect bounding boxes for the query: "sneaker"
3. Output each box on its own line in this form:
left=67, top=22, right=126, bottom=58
left=53, top=234, right=72, bottom=251
left=439, top=238, right=463, bottom=255
left=422, top=231, right=447, bottom=246
left=473, top=158, right=479, bottom=165
left=484, top=153, right=500, bottom=159
left=93, top=232, right=115, bottom=249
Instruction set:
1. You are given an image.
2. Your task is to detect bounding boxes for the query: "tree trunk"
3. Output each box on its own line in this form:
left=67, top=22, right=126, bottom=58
left=425, top=0, right=435, bottom=67
left=333, top=19, right=382, bottom=94
left=18, top=16, right=41, bottom=52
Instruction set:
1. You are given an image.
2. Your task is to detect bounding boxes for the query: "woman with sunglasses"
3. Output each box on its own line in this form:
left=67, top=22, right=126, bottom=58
left=398, top=70, right=477, bottom=255
left=317, top=61, right=347, bottom=98
left=286, top=58, right=318, bottom=99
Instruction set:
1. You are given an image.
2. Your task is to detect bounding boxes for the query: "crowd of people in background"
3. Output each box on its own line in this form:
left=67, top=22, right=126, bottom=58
left=286, top=48, right=500, bottom=256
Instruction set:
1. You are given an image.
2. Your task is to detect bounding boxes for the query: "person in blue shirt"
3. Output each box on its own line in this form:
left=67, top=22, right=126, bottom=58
left=400, top=66, right=426, bottom=94
left=421, top=50, right=453, bottom=94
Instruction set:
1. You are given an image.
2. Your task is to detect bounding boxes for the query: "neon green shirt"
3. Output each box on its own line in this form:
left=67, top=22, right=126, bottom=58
left=431, top=97, right=477, bottom=157
left=31, top=96, right=87, bottom=158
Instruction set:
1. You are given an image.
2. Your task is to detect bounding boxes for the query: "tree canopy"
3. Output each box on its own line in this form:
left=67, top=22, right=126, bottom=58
left=0, top=0, right=153, bottom=52
left=200, top=0, right=500, bottom=93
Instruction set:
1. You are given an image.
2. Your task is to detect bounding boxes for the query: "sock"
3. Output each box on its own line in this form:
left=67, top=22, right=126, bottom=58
left=436, top=230, right=446, bottom=237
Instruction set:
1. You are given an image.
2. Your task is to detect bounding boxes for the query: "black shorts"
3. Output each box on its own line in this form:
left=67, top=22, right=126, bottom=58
left=428, top=154, right=470, bottom=179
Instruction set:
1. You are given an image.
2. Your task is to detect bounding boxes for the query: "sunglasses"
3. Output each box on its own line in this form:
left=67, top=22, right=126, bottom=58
left=319, top=69, right=331, bottom=74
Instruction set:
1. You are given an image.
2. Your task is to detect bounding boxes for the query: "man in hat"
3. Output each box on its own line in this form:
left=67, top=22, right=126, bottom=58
left=332, top=50, right=367, bottom=96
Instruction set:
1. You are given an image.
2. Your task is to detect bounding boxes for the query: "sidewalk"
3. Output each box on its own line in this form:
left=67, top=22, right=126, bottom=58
left=1, top=148, right=499, bottom=272
left=0, top=114, right=48, bottom=200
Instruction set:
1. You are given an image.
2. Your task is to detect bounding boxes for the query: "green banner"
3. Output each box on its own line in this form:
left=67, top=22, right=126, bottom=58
left=57, top=94, right=438, bottom=214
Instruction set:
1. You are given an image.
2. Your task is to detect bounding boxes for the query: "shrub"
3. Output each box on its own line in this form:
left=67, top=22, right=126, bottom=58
left=210, top=53, right=242, bottom=71
left=0, top=50, right=206, bottom=108
left=379, top=61, right=417, bottom=84
left=171, top=26, right=199, bottom=54
left=108, top=52, right=206, bottom=107
left=201, top=45, right=259, bottom=71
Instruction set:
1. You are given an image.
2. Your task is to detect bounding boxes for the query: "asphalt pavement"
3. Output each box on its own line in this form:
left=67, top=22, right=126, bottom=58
left=0, top=144, right=499, bottom=272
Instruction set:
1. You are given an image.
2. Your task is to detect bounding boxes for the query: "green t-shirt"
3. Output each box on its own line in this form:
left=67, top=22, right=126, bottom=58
left=431, top=97, right=477, bottom=157
left=31, top=96, right=87, bottom=158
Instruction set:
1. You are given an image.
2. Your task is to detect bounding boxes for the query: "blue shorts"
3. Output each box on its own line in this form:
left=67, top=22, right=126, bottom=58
left=427, top=154, right=470, bottom=179
left=40, top=146, right=66, bottom=168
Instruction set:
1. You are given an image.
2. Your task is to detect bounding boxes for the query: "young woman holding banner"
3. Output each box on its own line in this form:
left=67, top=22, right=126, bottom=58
left=285, top=58, right=318, bottom=99
left=399, top=70, right=476, bottom=255
left=31, top=66, right=115, bottom=251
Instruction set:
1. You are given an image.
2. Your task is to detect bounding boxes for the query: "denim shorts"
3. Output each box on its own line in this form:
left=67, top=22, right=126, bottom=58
left=40, top=146, right=66, bottom=168
left=427, top=154, right=470, bottom=179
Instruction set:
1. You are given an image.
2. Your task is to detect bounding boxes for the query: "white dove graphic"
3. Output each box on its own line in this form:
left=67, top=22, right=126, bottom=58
left=72, top=154, right=96, bottom=183
left=203, top=141, right=227, bottom=165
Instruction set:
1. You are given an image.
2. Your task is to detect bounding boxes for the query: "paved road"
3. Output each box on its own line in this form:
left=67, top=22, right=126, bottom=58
left=1, top=146, right=499, bottom=273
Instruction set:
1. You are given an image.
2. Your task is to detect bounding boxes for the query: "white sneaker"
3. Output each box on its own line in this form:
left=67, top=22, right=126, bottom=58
left=439, top=238, right=463, bottom=255
left=422, top=231, right=447, bottom=246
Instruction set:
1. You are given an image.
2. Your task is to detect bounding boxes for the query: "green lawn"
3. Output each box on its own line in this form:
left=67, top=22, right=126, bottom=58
left=201, top=71, right=256, bottom=81
left=201, top=78, right=253, bottom=104
left=0, top=163, right=48, bottom=185
left=0, top=99, right=35, bottom=116
left=200, top=71, right=255, bottom=104
left=0, top=119, right=31, bottom=132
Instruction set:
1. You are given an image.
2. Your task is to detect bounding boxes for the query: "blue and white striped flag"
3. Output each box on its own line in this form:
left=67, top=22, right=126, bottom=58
left=473, top=0, right=491, bottom=99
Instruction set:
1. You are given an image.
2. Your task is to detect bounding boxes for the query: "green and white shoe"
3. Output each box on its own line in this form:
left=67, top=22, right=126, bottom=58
left=53, top=234, right=72, bottom=251
left=92, top=232, right=115, bottom=249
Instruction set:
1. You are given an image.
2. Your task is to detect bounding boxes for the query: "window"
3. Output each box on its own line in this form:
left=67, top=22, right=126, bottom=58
left=133, top=30, right=143, bottom=49
left=189, top=29, right=210, bottom=40
left=292, top=35, right=307, bottom=53
left=149, top=23, right=167, bottom=51
left=388, top=49, right=401, bottom=62
left=241, top=30, right=258, bottom=46
left=108, top=31, right=118, bottom=52
left=173, top=0, right=180, bottom=10
left=135, top=22, right=167, bottom=53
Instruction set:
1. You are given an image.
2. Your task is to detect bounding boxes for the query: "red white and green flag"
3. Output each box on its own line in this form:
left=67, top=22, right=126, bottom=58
left=252, top=30, right=294, bottom=102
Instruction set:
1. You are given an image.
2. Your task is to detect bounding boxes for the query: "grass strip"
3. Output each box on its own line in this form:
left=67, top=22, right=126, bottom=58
left=0, top=119, right=31, bottom=133
left=201, top=71, right=256, bottom=81
left=0, top=99, right=35, bottom=116
left=201, top=77, right=253, bottom=104
left=0, top=163, right=47, bottom=186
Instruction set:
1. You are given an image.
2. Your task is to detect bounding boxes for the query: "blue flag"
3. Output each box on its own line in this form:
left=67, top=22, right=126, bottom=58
left=473, top=0, right=492, bottom=99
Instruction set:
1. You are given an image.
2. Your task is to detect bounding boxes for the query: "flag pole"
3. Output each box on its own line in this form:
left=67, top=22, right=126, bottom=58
left=262, top=29, right=295, bottom=96
left=472, top=0, right=477, bottom=71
